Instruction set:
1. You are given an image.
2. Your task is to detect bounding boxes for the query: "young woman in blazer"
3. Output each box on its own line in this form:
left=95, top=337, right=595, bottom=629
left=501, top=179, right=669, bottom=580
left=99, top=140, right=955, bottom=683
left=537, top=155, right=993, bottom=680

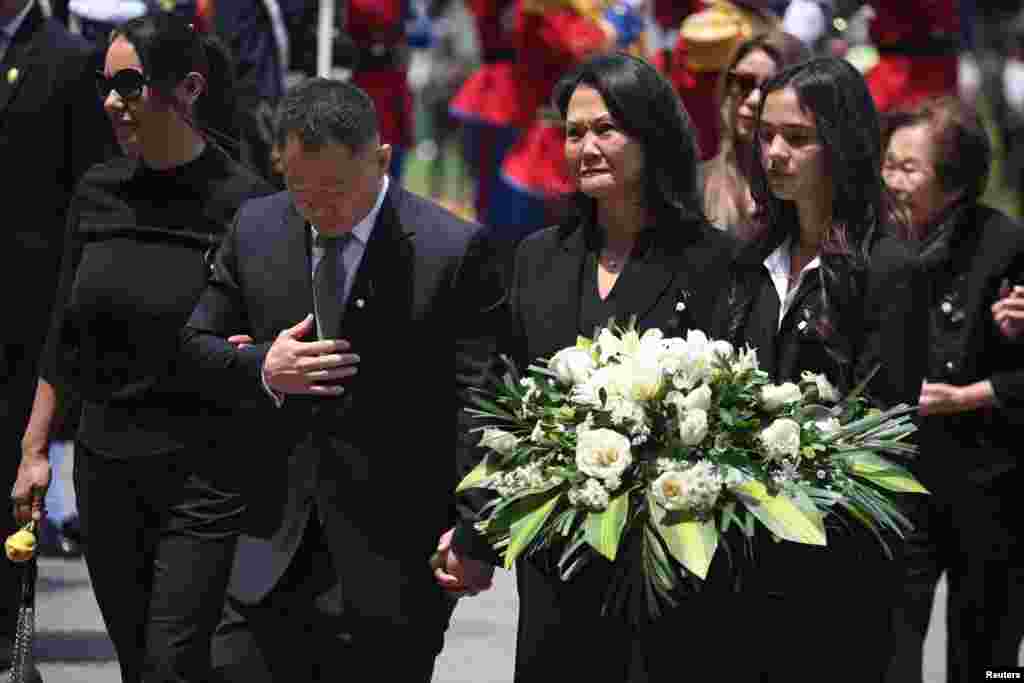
left=684, top=56, right=927, bottom=680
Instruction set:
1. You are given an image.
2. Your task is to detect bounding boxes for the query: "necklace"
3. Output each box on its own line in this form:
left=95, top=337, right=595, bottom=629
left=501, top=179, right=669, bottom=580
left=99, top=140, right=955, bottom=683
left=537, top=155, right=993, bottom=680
left=602, top=250, right=627, bottom=271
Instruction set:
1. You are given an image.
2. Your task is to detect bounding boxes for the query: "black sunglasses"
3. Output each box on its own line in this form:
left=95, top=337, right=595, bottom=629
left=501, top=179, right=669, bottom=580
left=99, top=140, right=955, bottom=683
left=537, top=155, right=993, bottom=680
left=95, top=69, right=149, bottom=101
left=727, top=71, right=765, bottom=98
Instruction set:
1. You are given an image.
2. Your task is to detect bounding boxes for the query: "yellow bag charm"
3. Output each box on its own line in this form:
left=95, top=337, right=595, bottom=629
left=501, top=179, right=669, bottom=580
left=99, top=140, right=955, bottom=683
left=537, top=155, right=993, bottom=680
left=5, top=522, right=36, bottom=563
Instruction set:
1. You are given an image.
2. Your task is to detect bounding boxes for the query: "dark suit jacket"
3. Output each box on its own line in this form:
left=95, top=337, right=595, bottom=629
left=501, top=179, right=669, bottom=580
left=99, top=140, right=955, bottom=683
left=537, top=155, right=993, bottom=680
left=0, top=3, right=112, bottom=353
left=712, top=232, right=927, bottom=410
left=453, top=213, right=736, bottom=561
left=915, top=203, right=1024, bottom=487
left=182, top=183, right=504, bottom=630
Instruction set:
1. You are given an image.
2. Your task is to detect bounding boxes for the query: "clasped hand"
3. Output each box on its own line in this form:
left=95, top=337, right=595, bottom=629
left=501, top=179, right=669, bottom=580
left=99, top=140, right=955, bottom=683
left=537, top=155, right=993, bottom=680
left=263, top=314, right=360, bottom=396
left=991, top=284, right=1024, bottom=340
left=432, top=528, right=495, bottom=599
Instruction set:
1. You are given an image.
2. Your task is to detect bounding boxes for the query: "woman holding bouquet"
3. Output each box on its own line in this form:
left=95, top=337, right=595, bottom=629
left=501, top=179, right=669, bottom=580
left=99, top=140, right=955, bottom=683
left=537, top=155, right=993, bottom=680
left=671, top=56, right=927, bottom=680
left=441, top=52, right=734, bottom=680
left=10, top=14, right=273, bottom=682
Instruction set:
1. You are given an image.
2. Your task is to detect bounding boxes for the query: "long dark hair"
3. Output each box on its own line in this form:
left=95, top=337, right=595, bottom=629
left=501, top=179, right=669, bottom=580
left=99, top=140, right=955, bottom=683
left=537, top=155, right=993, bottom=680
left=552, top=52, right=707, bottom=233
left=112, top=13, right=242, bottom=157
left=746, top=57, right=886, bottom=261
left=745, top=57, right=890, bottom=345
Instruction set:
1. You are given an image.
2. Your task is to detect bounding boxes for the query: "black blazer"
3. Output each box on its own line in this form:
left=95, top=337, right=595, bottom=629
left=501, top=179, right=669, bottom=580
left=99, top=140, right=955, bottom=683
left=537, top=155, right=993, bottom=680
left=453, top=214, right=735, bottom=560
left=1, top=3, right=112, bottom=351
left=916, top=203, right=1024, bottom=486
left=182, top=183, right=504, bottom=628
left=712, top=232, right=927, bottom=410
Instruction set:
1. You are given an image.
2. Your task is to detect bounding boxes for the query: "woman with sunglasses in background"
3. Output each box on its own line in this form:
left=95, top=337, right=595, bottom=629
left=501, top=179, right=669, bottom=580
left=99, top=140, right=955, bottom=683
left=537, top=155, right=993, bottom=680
left=700, top=31, right=809, bottom=231
left=11, top=13, right=273, bottom=683
left=651, top=57, right=926, bottom=680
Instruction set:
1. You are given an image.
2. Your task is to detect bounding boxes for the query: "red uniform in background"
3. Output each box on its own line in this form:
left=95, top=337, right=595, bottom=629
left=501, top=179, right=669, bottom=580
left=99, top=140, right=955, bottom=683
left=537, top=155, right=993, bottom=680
left=499, top=3, right=610, bottom=206
left=449, top=0, right=536, bottom=219
left=865, top=0, right=960, bottom=112
left=345, top=0, right=413, bottom=179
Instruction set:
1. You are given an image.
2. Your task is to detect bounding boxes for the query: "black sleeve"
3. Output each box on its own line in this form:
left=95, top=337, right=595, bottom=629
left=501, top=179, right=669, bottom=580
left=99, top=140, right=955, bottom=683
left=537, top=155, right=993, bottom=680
left=38, top=185, right=86, bottom=388
left=855, top=240, right=928, bottom=408
left=987, top=248, right=1024, bottom=410
left=179, top=208, right=272, bottom=402
left=452, top=229, right=525, bottom=565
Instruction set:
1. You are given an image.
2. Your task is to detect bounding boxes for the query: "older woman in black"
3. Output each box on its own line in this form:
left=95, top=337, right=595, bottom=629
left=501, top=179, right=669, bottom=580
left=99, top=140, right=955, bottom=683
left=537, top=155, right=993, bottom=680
left=440, top=52, right=734, bottom=682
left=11, top=14, right=273, bottom=683
left=651, top=57, right=925, bottom=681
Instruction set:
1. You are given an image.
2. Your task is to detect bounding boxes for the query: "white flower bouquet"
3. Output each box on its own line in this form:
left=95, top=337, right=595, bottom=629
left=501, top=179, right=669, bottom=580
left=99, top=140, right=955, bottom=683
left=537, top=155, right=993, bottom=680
left=458, top=320, right=928, bottom=620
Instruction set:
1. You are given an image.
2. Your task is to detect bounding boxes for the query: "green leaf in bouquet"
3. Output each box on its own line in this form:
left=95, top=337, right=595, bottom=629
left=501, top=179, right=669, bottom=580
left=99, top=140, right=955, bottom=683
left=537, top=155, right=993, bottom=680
left=643, top=525, right=680, bottom=598
left=844, top=452, right=929, bottom=493
left=836, top=499, right=892, bottom=559
left=649, top=499, right=719, bottom=579
left=733, top=479, right=827, bottom=545
left=557, top=529, right=591, bottom=581
left=584, top=492, right=630, bottom=561
left=718, top=500, right=757, bottom=538
left=504, top=492, right=563, bottom=569
left=467, top=392, right=518, bottom=421
left=456, top=455, right=501, bottom=493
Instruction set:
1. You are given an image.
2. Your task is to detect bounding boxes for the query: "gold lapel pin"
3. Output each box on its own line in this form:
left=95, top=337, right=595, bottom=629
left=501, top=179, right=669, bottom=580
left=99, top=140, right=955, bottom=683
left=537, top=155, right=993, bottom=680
left=355, top=298, right=365, bottom=309
left=6, top=68, right=18, bottom=85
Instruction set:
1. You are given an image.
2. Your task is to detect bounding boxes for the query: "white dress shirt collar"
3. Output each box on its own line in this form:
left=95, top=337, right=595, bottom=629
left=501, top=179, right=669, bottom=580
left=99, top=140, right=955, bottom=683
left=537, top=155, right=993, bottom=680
left=763, top=236, right=820, bottom=331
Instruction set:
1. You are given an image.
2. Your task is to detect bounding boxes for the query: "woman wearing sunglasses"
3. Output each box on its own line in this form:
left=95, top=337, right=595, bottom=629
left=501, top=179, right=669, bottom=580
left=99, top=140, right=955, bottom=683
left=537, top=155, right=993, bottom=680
left=12, top=13, right=273, bottom=683
left=651, top=57, right=926, bottom=680
left=700, top=31, right=809, bottom=231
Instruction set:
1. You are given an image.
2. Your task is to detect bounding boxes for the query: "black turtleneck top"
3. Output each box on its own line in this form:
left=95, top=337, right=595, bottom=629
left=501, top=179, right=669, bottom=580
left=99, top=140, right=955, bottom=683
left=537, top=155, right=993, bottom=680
left=40, top=145, right=274, bottom=458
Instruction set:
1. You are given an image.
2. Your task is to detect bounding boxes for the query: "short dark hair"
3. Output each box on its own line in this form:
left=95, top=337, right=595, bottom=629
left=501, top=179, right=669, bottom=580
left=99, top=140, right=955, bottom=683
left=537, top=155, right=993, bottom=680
left=552, top=52, right=706, bottom=228
left=883, top=96, right=991, bottom=203
left=748, top=56, right=886, bottom=262
left=276, top=78, right=379, bottom=152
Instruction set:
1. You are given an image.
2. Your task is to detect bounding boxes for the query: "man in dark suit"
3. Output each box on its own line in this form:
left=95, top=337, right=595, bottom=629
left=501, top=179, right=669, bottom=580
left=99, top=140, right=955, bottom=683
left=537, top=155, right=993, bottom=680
left=882, top=96, right=1024, bottom=682
left=182, top=77, right=503, bottom=682
left=1, top=0, right=111, bottom=678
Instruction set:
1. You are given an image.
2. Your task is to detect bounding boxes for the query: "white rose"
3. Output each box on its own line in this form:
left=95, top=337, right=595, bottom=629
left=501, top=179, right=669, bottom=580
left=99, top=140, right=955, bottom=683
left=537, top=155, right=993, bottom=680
left=651, top=471, right=690, bottom=511
left=759, top=418, right=802, bottom=461
left=478, top=428, right=518, bottom=455
left=680, top=384, right=712, bottom=412
left=761, top=382, right=803, bottom=412
left=678, top=408, right=709, bottom=446
left=801, top=371, right=839, bottom=403
left=548, top=347, right=597, bottom=386
left=651, top=461, right=723, bottom=513
left=576, top=428, right=633, bottom=482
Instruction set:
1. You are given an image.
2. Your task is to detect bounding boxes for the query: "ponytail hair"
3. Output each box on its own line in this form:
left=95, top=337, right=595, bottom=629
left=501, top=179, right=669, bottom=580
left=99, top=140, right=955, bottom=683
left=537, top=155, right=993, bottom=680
left=111, top=13, right=243, bottom=157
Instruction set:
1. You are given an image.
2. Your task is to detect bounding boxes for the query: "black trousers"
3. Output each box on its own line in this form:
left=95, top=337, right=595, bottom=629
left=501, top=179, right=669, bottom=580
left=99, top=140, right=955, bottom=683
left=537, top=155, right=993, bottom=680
left=214, top=512, right=442, bottom=683
left=74, top=445, right=244, bottom=683
left=516, top=519, right=903, bottom=683
left=887, top=471, right=1024, bottom=683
